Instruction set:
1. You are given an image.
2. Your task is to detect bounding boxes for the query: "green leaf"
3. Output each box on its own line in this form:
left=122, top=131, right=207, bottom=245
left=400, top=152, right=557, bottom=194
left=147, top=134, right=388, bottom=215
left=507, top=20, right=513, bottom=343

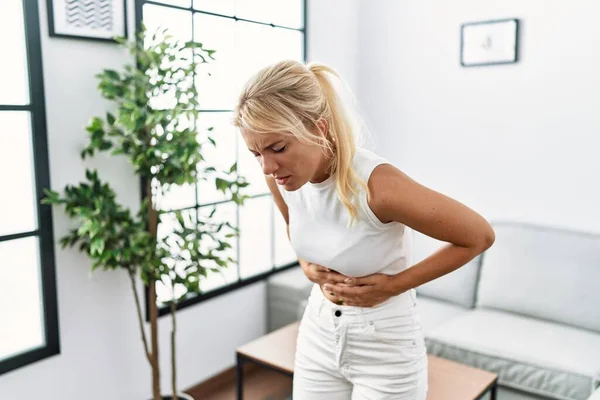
left=81, top=148, right=93, bottom=160
left=85, top=169, right=96, bottom=181
left=90, top=238, right=105, bottom=255
left=41, top=189, right=61, bottom=205
left=86, top=117, right=104, bottom=134
left=215, top=177, right=228, bottom=193
left=216, top=241, right=231, bottom=251
left=104, top=69, right=120, bottom=81
left=99, top=140, right=113, bottom=151
left=175, top=211, right=185, bottom=229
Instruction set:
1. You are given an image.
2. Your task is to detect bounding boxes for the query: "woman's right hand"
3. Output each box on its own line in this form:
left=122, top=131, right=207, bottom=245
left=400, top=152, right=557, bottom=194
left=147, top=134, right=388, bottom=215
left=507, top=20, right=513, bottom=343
left=301, top=262, right=349, bottom=288
left=301, top=262, right=352, bottom=305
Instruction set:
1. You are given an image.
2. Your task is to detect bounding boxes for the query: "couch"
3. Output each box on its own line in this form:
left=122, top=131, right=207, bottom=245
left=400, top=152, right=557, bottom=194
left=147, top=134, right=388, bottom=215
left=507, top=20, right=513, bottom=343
left=266, top=222, right=600, bottom=400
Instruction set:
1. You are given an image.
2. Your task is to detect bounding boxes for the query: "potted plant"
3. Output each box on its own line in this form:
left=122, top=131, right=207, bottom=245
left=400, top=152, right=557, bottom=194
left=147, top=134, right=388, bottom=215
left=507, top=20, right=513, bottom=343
left=43, top=26, right=248, bottom=400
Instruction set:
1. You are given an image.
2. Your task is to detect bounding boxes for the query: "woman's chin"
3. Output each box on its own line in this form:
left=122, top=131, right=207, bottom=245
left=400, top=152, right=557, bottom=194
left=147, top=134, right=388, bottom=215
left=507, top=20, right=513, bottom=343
left=282, top=177, right=302, bottom=191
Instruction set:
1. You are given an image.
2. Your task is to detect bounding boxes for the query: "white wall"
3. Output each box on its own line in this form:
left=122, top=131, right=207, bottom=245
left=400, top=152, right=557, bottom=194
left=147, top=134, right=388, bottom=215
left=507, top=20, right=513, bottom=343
left=307, top=0, right=360, bottom=93
left=0, top=0, right=358, bottom=399
left=358, top=0, right=600, bottom=235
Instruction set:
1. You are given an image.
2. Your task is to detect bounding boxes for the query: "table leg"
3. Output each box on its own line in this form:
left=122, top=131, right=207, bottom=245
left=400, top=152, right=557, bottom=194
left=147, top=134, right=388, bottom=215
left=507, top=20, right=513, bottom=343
left=490, top=380, right=497, bottom=400
left=236, top=353, right=244, bottom=400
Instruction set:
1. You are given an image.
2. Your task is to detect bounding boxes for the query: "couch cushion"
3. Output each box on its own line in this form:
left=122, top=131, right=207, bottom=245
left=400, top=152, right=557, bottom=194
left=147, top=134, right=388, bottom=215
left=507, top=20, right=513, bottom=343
left=426, top=308, right=600, bottom=400
left=476, top=222, right=600, bottom=333
left=413, top=231, right=481, bottom=308
left=416, top=296, right=470, bottom=334
left=589, top=386, right=600, bottom=400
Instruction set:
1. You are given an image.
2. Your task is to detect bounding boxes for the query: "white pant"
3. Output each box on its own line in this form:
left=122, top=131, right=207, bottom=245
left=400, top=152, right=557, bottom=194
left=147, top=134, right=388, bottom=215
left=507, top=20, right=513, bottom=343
left=293, top=284, right=428, bottom=400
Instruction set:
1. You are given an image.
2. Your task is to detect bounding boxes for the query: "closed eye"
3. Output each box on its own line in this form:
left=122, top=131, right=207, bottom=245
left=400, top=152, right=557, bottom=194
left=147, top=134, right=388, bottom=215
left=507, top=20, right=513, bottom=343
left=273, top=145, right=286, bottom=153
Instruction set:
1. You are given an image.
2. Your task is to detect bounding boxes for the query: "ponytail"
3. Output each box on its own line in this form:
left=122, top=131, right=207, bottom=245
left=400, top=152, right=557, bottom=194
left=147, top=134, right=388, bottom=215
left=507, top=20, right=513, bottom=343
left=308, top=63, right=367, bottom=226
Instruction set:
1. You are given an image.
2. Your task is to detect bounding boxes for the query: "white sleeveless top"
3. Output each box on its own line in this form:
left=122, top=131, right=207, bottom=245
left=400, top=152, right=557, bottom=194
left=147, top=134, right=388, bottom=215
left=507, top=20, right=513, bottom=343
left=279, top=147, right=413, bottom=277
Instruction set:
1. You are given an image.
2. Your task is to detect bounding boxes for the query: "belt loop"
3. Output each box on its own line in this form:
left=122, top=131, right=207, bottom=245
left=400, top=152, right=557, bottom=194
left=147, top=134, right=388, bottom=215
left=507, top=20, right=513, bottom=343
left=410, top=289, right=417, bottom=306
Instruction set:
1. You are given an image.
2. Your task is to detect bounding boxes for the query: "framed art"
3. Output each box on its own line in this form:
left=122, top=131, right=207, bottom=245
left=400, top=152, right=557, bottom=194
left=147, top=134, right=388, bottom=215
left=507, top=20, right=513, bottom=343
left=47, top=0, right=127, bottom=42
left=461, top=18, right=519, bottom=67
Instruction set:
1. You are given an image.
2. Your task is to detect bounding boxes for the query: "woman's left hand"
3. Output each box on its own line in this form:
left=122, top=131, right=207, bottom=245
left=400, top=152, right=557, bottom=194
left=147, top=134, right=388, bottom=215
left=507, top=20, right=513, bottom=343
left=323, top=273, right=403, bottom=307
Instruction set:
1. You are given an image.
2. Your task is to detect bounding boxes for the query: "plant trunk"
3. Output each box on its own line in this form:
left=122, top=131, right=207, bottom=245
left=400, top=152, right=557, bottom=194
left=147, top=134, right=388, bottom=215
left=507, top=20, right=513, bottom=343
left=128, top=267, right=152, bottom=366
left=149, top=280, right=161, bottom=400
left=170, top=301, right=177, bottom=400
left=147, top=180, right=161, bottom=400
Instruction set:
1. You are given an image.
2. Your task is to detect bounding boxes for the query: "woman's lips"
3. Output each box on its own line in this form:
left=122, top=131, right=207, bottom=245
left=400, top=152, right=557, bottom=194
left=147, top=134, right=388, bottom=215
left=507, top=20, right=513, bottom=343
left=275, top=176, right=290, bottom=185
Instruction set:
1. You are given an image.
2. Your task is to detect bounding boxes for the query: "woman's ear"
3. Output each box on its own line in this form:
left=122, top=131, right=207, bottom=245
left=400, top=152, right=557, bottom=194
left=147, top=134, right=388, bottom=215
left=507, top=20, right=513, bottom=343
left=316, top=118, right=328, bottom=138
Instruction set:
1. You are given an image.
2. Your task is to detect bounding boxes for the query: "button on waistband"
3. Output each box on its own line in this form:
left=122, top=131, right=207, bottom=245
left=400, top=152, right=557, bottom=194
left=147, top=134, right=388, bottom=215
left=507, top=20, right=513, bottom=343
left=335, top=310, right=342, bottom=317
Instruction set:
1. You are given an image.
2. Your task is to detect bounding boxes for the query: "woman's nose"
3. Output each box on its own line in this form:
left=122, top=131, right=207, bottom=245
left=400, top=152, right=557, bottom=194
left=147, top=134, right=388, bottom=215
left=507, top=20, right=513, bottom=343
left=261, top=155, right=279, bottom=176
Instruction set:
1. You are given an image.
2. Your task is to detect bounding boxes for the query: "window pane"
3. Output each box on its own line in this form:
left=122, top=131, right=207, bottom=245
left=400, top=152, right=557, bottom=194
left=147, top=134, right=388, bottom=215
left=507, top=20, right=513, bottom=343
left=148, top=0, right=191, bottom=8
left=235, top=0, right=303, bottom=29
left=156, top=203, right=238, bottom=303
left=143, top=5, right=194, bottom=111
left=0, top=112, right=37, bottom=236
left=234, top=22, right=277, bottom=95
left=269, top=0, right=304, bottom=29
left=273, top=200, right=296, bottom=266
left=158, top=182, right=196, bottom=211
left=156, top=203, right=238, bottom=302
left=0, top=0, right=29, bottom=105
left=143, top=4, right=193, bottom=42
left=156, top=209, right=198, bottom=304
left=193, top=0, right=235, bottom=16
left=235, top=0, right=274, bottom=24
left=194, top=13, right=237, bottom=110
left=271, top=28, right=304, bottom=62
left=239, top=196, right=272, bottom=278
left=196, top=112, right=237, bottom=205
left=0, top=237, right=44, bottom=361
left=198, top=202, right=238, bottom=291
left=234, top=24, right=303, bottom=99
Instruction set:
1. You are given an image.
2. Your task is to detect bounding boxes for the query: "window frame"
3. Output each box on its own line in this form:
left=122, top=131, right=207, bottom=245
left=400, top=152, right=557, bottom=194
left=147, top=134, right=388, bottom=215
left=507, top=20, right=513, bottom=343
left=0, top=0, right=60, bottom=376
left=136, top=0, right=307, bottom=318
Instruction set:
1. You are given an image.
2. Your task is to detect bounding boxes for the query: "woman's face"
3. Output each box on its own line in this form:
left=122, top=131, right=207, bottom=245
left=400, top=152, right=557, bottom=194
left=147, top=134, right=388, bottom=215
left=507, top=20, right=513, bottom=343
left=240, top=127, right=328, bottom=191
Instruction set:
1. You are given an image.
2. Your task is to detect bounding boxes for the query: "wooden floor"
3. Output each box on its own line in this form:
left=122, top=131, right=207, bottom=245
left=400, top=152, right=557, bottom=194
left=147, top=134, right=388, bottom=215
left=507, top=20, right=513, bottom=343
left=186, top=367, right=292, bottom=400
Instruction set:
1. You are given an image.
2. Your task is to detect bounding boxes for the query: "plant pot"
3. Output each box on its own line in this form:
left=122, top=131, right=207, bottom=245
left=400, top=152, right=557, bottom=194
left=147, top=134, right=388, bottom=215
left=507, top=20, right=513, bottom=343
left=148, top=394, right=195, bottom=400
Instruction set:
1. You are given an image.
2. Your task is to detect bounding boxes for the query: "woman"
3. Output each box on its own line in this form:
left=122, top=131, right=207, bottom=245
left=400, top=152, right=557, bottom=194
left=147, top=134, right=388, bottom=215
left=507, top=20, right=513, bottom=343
left=232, top=60, right=495, bottom=399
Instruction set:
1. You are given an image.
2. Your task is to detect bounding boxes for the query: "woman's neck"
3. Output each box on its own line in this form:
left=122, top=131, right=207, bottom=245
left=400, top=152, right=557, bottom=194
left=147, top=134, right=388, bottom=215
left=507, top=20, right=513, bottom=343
left=310, top=151, right=335, bottom=183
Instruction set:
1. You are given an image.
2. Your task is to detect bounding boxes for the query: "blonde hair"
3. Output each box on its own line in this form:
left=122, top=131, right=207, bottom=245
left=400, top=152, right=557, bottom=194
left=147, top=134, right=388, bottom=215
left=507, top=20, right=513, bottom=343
left=233, top=60, right=368, bottom=225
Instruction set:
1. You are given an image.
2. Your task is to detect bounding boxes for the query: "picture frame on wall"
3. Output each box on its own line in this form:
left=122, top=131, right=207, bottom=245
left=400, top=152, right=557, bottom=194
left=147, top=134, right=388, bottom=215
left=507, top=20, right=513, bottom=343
left=47, top=0, right=127, bottom=42
left=461, top=18, right=519, bottom=67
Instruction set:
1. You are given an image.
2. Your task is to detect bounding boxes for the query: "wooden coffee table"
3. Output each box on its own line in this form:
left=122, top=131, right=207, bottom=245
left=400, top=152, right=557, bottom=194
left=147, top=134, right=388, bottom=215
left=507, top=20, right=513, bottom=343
left=236, top=321, right=498, bottom=400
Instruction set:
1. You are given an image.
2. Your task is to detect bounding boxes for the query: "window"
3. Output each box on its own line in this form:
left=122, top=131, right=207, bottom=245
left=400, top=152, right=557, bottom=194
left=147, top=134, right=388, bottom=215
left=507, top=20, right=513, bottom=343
left=0, top=0, right=59, bottom=375
left=136, top=0, right=305, bottom=312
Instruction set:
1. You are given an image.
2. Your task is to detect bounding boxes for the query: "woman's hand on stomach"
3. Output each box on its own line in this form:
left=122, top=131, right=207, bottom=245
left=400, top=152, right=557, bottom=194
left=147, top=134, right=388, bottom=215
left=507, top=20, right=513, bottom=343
left=300, top=262, right=350, bottom=304
left=323, top=273, right=401, bottom=307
